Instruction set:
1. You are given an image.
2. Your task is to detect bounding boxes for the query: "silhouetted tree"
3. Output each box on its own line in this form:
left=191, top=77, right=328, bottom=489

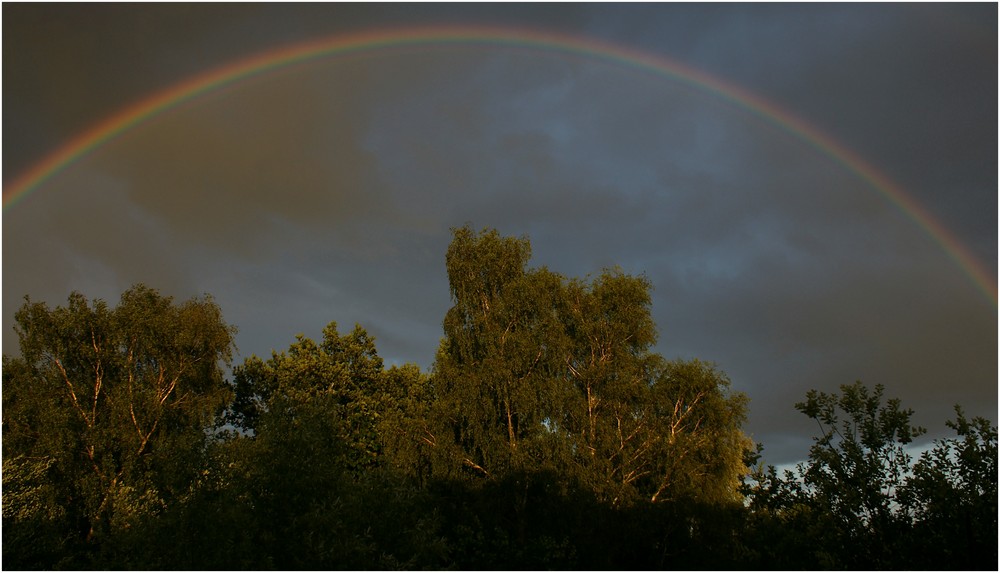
left=743, top=381, right=998, bottom=570
left=897, top=407, right=998, bottom=569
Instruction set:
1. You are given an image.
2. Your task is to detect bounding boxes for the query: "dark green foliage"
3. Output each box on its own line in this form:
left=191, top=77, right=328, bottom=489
left=1, top=455, right=75, bottom=569
left=3, top=228, right=996, bottom=570
left=796, top=383, right=924, bottom=567
left=896, top=407, right=998, bottom=570
left=743, top=382, right=998, bottom=570
left=423, top=470, right=750, bottom=570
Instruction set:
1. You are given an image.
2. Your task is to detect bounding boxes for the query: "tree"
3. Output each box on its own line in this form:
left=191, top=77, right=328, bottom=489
left=2, top=285, right=235, bottom=566
left=432, top=225, right=570, bottom=480
left=557, top=279, right=750, bottom=506
left=798, top=383, right=923, bottom=527
left=743, top=382, right=927, bottom=568
left=377, top=362, right=438, bottom=486
left=897, top=407, right=998, bottom=569
left=557, top=270, right=660, bottom=504
left=227, top=321, right=385, bottom=472
left=431, top=225, right=752, bottom=509
left=221, top=322, right=447, bottom=569
left=641, top=359, right=751, bottom=505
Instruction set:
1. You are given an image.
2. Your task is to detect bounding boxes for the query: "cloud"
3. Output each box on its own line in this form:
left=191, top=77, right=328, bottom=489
left=90, top=63, right=392, bottom=250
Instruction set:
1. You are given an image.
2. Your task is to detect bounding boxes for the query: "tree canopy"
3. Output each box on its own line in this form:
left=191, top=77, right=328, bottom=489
left=3, top=285, right=235, bottom=567
left=2, top=226, right=996, bottom=570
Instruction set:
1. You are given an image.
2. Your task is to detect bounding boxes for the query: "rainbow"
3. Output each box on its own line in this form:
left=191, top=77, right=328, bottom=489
left=4, top=25, right=995, bottom=305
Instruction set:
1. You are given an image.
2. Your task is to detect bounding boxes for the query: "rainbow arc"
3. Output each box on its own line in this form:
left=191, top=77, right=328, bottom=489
left=3, top=25, right=995, bottom=305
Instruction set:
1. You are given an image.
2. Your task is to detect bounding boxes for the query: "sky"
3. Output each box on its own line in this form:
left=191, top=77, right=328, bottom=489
left=3, top=3, right=997, bottom=465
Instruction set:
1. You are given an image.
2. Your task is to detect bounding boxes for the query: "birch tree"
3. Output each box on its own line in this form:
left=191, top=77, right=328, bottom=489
left=431, top=226, right=752, bottom=506
left=2, top=285, right=234, bottom=562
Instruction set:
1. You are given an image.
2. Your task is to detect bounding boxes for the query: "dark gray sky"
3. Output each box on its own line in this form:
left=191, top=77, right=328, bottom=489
left=3, top=3, right=996, bottom=464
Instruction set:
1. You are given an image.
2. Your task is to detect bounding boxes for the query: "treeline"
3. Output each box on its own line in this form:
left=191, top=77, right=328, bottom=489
left=3, top=225, right=996, bottom=570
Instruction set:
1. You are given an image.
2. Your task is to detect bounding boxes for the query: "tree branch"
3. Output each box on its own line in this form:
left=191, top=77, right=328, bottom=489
left=53, top=357, right=92, bottom=428
left=463, top=458, right=491, bottom=478
left=90, top=329, right=102, bottom=427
